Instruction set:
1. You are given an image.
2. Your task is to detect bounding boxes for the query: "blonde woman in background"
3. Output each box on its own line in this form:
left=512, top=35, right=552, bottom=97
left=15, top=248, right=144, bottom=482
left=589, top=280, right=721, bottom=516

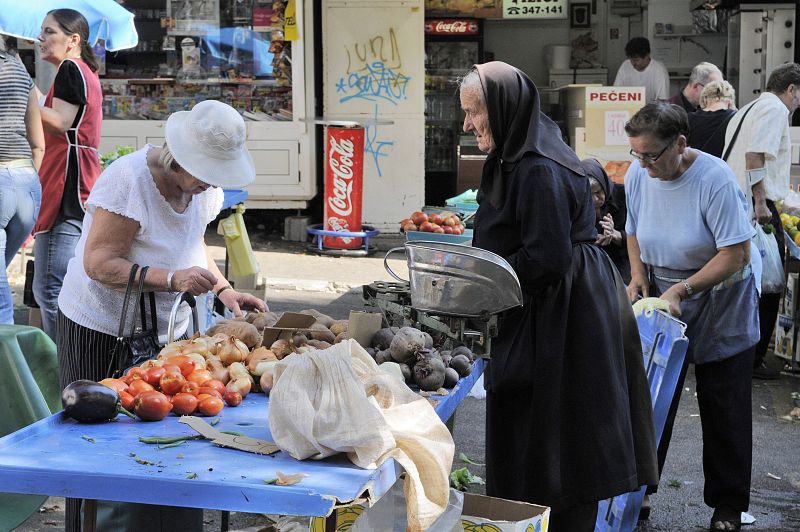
left=687, top=80, right=737, bottom=158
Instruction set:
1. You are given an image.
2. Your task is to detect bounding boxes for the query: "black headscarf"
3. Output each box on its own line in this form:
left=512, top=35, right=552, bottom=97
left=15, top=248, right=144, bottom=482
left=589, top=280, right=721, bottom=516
left=581, top=158, right=613, bottom=202
left=473, top=61, right=585, bottom=208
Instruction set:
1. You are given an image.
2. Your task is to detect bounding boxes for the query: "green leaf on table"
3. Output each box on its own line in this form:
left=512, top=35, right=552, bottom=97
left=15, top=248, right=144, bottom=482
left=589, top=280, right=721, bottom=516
left=81, top=435, right=96, bottom=443
left=450, top=467, right=485, bottom=491
left=458, top=452, right=484, bottom=466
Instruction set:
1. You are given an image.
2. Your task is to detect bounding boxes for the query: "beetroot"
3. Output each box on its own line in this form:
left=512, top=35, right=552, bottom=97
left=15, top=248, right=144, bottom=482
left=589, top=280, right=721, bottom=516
left=443, top=367, right=459, bottom=388
left=371, top=328, right=396, bottom=350
left=449, top=354, right=472, bottom=378
left=389, top=327, right=426, bottom=365
left=413, top=353, right=446, bottom=392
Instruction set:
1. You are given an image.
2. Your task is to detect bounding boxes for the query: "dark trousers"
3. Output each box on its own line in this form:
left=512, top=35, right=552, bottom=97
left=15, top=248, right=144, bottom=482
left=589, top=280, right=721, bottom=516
left=755, top=199, right=785, bottom=367
left=651, top=347, right=754, bottom=511
left=548, top=501, right=598, bottom=532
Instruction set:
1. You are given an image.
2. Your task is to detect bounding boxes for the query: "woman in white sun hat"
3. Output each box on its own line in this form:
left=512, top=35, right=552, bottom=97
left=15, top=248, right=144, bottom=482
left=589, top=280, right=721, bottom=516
left=56, top=99, right=267, bottom=530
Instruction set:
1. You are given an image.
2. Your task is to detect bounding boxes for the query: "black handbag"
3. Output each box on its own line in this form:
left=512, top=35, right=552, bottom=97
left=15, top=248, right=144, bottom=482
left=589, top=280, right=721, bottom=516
left=107, top=264, right=162, bottom=378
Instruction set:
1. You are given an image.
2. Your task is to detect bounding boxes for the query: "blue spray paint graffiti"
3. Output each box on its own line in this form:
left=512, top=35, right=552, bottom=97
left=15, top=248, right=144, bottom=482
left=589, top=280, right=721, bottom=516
left=363, top=105, right=393, bottom=177
left=336, top=61, right=411, bottom=105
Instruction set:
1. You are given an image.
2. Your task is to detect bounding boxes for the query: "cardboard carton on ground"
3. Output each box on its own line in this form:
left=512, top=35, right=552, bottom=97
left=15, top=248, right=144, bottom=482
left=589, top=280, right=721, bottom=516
left=774, top=313, right=795, bottom=361
left=260, top=312, right=316, bottom=347
left=784, top=272, right=798, bottom=318
left=459, top=493, right=550, bottom=532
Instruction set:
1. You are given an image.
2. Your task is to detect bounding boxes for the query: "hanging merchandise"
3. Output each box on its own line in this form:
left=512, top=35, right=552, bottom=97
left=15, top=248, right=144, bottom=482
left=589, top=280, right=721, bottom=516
left=284, top=0, right=298, bottom=41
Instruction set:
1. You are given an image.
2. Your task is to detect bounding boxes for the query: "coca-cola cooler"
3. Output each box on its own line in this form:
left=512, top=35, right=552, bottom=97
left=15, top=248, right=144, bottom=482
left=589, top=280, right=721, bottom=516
left=424, top=18, right=483, bottom=206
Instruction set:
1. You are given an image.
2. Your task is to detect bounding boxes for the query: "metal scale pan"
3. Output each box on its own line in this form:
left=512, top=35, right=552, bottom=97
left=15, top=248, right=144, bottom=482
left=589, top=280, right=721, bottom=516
left=384, top=241, right=523, bottom=319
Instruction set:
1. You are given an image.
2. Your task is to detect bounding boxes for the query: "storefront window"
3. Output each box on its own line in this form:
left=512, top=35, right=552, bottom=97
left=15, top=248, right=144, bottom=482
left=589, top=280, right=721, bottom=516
left=101, top=0, right=293, bottom=120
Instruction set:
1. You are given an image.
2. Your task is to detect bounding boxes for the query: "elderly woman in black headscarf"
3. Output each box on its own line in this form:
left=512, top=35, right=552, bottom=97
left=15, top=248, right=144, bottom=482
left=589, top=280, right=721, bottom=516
left=582, top=159, right=631, bottom=283
left=459, top=61, right=657, bottom=531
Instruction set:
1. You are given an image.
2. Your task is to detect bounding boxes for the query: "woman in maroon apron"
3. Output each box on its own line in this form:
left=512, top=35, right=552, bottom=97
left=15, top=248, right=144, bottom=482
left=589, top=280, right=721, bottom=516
left=35, top=9, right=102, bottom=343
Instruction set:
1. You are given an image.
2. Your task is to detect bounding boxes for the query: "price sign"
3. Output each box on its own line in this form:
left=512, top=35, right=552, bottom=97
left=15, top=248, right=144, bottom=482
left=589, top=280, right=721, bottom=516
left=503, top=0, right=567, bottom=20
left=605, top=111, right=630, bottom=146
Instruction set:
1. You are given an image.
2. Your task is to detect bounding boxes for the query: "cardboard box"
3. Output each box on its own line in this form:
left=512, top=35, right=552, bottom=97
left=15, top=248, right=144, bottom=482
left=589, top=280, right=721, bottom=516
left=459, top=493, right=550, bottom=532
left=785, top=272, right=799, bottom=318
left=260, top=312, right=316, bottom=347
left=774, top=313, right=795, bottom=361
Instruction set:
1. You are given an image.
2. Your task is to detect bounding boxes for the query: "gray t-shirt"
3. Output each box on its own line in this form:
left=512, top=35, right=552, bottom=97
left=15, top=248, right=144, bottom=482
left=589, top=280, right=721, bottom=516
left=0, top=52, right=34, bottom=161
left=625, top=151, right=754, bottom=271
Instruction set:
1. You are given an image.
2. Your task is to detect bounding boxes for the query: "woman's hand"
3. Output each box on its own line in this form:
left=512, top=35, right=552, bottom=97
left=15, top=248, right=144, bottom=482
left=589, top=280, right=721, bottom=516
left=627, top=274, right=649, bottom=303
left=217, top=288, right=268, bottom=317
left=171, top=267, right=218, bottom=295
left=660, top=284, right=683, bottom=317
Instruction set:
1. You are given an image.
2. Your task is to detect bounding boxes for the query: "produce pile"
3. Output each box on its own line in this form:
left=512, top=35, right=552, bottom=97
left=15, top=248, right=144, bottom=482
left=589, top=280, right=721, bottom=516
left=366, top=326, right=475, bottom=392
left=399, top=211, right=466, bottom=235
left=63, top=310, right=477, bottom=423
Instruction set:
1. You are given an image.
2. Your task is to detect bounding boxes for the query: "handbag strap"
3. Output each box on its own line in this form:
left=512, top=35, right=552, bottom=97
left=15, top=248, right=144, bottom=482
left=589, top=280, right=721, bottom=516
left=116, top=263, right=140, bottom=339
left=722, top=100, right=759, bottom=162
left=127, top=265, right=150, bottom=339
left=138, top=280, right=159, bottom=338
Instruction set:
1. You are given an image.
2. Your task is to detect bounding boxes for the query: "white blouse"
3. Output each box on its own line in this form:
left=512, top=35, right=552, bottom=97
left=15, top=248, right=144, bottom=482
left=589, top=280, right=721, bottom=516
left=59, top=145, right=224, bottom=341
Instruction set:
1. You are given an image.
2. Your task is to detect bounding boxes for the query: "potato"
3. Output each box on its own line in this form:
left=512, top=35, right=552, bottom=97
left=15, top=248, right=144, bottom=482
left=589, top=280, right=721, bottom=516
left=205, top=320, right=261, bottom=349
left=334, top=331, right=348, bottom=344
left=308, top=328, right=336, bottom=344
left=299, top=309, right=335, bottom=328
left=306, top=339, right=332, bottom=350
left=329, top=320, right=349, bottom=336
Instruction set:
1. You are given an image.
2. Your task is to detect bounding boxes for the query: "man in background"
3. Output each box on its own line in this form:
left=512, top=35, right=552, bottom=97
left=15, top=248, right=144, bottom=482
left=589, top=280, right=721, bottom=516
left=614, top=37, right=670, bottom=102
left=668, top=62, right=724, bottom=113
left=723, top=62, right=800, bottom=380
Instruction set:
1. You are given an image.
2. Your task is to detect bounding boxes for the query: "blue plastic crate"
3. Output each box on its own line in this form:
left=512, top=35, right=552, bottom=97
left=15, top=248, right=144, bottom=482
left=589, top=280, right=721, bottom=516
left=595, top=309, right=689, bottom=532
left=404, top=229, right=473, bottom=244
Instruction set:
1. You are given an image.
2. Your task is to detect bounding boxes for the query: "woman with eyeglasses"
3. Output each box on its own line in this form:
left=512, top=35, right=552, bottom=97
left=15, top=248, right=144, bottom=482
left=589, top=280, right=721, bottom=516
left=625, top=102, right=758, bottom=532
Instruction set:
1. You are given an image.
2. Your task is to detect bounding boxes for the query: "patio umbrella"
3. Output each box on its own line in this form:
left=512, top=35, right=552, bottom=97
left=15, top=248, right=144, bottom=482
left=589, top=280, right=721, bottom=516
left=0, top=0, right=138, bottom=51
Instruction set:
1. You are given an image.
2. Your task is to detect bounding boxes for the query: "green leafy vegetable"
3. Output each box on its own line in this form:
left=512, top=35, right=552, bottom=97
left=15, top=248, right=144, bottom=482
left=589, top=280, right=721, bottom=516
left=450, top=467, right=485, bottom=491
left=457, top=452, right=484, bottom=466
left=99, top=145, right=135, bottom=170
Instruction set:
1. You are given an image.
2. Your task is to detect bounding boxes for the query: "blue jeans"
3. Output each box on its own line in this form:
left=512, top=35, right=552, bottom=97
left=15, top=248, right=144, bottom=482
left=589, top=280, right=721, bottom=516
left=0, top=163, right=41, bottom=324
left=33, top=218, right=82, bottom=342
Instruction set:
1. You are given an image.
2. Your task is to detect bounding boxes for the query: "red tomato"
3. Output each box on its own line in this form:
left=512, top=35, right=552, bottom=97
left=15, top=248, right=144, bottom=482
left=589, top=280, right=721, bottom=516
left=197, top=396, right=224, bottom=416
left=128, top=379, right=156, bottom=397
left=144, top=366, right=166, bottom=388
left=429, top=213, right=444, bottom=225
left=419, top=221, right=433, bottom=232
left=159, top=371, right=186, bottom=396
left=442, top=225, right=454, bottom=235
left=166, top=356, right=196, bottom=377
left=223, top=391, right=242, bottom=407
left=118, top=390, right=136, bottom=411
left=180, top=381, right=200, bottom=396
left=98, top=378, right=129, bottom=395
left=443, top=216, right=456, bottom=227
left=171, top=393, right=198, bottom=416
left=197, top=387, right=222, bottom=399
left=432, top=225, right=445, bottom=234
left=127, top=367, right=147, bottom=381
left=134, top=390, right=173, bottom=421
left=161, top=363, right=181, bottom=375
left=186, top=369, right=214, bottom=386
left=200, top=380, right=226, bottom=395
left=410, top=211, right=427, bottom=226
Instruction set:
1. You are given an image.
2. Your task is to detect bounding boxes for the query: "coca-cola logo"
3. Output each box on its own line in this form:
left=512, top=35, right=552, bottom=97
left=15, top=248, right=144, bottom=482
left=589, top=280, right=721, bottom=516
left=436, top=21, right=468, bottom=33
left=425, top=19, right=479, bottom=35
left=327, top=135, right=355, bottom=217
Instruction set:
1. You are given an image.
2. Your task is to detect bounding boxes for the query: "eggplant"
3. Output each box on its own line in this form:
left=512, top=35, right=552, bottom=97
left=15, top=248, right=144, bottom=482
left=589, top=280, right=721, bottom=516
left=62, top=380, right=134, bottom=423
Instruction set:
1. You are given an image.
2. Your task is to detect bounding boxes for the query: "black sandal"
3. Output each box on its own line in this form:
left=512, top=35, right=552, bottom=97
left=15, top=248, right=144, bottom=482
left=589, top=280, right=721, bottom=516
left=710, top=507, right=741, bottom=531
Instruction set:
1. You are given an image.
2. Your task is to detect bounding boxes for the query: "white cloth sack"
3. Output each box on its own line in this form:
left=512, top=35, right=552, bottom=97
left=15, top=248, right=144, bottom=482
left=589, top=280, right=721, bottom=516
left=268, top=340, right=455, bottom=531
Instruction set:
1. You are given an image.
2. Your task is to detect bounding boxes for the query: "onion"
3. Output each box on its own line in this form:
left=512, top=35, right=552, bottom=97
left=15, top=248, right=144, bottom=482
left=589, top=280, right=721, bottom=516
left=158, top=344, right=182, bottom=360
left=206, top=357, right=230, bottom=384
left=218, top=337, right=248, bottom=366
left=185, top=352, right=206, bottom=370
left=270, top=339, right=293, bottom=359
left=259, top=369, right=275, bottom=396
left=139, top=359, right=163, bottom=369
left=227, top=361, right=250, bottom=381
left=246, top=348, right=277, bottom=373
left=253, top=359, right=277, bottom=378
left=226, top=377, right=252, bottom=398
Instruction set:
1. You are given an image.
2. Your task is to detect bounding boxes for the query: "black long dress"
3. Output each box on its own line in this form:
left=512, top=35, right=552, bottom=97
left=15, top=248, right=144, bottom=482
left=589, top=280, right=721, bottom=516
left=475, top=155, right=657, bottom=512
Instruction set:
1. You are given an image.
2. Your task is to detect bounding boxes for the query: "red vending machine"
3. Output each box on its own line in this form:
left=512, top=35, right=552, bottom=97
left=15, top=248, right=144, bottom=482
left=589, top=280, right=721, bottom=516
left=424, top=18, right=483, bottom=206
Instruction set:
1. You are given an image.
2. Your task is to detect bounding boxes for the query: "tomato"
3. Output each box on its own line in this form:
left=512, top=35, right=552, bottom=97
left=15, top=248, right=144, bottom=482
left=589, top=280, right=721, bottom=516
left=127, top=367, right=147, bottom=381
left=171, top=393, right=198, bottom=416
left=197, top=387, right=222, bottom=399
left=180, top=381, right=200, bottom=396
left=166, top=355, right=196, bottom=377
left=429, top=213, right=444, bottom=225
left=98, top=378, right=128, bottom=395
left=442, top=216, right=456, bottom=227
left=419, top=221, right=433, bottom=232
left=432, top=225, right=445, bottom=234
left=134, top=390, right=173, bottom=421
left=410, top=211, right=427, bottom=226
left=118, top=390, right=136, bottom=411
left=161, top=363, right=181, bottom=375
left=197, top=396, right=224, bottom=416
left=159, top=370, right=186, bottom=396
left=186, top=369, right=214, bottom=386
left=128, top=379, right=156, bottom=397
left=223, top=390, right=242, bottom=407
left=196, top=393, right=213, bottom=403
left=120, top=374, right=134, bottom=385
left=144, top=366, right=166, bottom=388
left=200, top=380, right=226, bottom=395
left=442, top=225, right=454, bottom=235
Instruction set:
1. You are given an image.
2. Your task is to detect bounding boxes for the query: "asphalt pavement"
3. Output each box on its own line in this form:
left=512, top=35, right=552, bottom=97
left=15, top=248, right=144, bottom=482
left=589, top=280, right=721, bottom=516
left=11, top=233, right=800, bottom=531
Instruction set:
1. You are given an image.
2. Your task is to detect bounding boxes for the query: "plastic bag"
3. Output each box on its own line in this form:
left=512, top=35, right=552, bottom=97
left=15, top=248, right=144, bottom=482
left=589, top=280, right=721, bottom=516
left=782, top=189, right=800, bottom=216
left=753, top=224, right=785, bottom=294
left=352, top=482, right=464, bottom=532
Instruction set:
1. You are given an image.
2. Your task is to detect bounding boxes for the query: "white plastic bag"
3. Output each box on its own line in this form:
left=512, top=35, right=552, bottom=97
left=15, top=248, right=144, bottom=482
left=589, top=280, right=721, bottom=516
left=268, top=340, right=455, bottom=531
left=351, top=482, right=464, bottom=532
left=753, top=224, right=784, bottom=294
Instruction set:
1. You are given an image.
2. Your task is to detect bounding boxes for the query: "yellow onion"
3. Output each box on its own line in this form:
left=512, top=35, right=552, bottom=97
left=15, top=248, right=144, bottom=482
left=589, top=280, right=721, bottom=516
left=260, top=369, right=275, bottom=396
left=218, top=337, right=248, bottom=366
left=226, top=376, right=252, bottom=398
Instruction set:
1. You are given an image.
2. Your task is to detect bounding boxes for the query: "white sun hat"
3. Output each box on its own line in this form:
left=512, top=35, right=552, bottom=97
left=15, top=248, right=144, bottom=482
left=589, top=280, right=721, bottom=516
left=164, top=100, right=256, bottom=188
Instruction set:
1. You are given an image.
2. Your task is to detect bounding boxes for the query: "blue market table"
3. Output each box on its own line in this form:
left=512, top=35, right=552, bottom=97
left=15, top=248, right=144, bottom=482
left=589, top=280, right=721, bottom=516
left=0, top=358, right=484, bottom=530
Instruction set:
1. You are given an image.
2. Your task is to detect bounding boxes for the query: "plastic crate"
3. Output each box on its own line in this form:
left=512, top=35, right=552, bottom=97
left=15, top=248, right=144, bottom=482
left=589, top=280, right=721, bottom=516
left=595, top=309, right=689, bottom=532
left=404, top=229, right=473, bottom=244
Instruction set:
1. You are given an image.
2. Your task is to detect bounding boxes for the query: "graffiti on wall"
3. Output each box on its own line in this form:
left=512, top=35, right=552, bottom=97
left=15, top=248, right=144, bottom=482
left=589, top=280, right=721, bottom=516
left=335, top=27, right=412, bottom=176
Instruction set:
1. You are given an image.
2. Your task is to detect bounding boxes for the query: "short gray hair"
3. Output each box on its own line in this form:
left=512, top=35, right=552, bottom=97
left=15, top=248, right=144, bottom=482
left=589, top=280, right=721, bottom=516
left=458, top=69, right=485, bottom=108
left=690, top=62, right=722, bottom=85
left=700, top=80, right=735, bottom=108
left=158, top=142, right=182, bottom=173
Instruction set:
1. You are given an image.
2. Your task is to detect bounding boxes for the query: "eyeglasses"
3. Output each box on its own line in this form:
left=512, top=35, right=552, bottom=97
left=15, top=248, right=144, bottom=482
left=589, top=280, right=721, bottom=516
left=629, top=141, right=673, bottom=165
